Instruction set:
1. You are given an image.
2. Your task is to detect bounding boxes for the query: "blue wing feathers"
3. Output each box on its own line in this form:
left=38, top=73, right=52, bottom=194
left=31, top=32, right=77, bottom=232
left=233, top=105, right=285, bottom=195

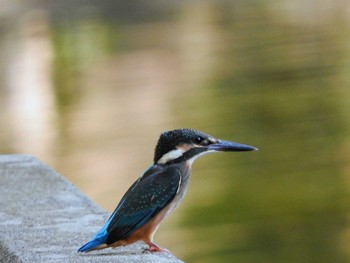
left=106, top=168, right=180, bottom=242
left=78, top=165, right=181, bottom=251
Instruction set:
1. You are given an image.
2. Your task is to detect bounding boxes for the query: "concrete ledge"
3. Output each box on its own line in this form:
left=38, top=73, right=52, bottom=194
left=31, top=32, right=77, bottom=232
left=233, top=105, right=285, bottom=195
left=0, top=155, right=184, bottom=263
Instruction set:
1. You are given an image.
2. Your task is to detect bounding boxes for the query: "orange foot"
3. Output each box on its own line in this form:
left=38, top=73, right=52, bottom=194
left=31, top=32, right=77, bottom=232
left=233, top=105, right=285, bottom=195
left=144, top=241, right=170, bottom=253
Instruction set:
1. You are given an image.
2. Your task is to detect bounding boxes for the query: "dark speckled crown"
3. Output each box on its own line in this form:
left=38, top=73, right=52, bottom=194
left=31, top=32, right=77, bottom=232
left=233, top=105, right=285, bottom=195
left=153, top=128, right=211, bottom=164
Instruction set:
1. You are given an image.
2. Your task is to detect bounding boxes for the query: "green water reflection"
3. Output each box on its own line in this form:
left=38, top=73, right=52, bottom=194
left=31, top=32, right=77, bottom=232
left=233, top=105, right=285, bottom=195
left=1, top=2, right=350, bottom=262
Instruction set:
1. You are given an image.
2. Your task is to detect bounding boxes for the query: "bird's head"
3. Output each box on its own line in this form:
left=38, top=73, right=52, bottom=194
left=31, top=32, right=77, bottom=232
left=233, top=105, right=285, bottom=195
left=154, top=128, right=257, bottom=165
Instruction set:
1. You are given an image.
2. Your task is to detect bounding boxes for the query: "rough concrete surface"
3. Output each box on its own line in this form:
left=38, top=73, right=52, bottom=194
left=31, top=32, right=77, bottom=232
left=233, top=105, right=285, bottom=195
left=0, top=155, right=184, bottom=263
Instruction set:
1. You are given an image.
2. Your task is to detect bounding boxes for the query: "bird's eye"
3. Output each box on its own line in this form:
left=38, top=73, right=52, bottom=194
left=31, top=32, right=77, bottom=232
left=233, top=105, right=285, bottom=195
left=193, top=136, right=205, bottom=145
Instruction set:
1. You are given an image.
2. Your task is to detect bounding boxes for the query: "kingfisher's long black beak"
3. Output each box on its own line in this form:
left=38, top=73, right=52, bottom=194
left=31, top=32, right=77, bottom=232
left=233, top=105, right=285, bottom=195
left=208, top=140, right=258, bottom=152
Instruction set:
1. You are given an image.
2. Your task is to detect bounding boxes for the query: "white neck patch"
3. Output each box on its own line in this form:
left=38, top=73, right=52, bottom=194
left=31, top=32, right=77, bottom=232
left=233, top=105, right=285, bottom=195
left=157, top=148, right=185, bottom=164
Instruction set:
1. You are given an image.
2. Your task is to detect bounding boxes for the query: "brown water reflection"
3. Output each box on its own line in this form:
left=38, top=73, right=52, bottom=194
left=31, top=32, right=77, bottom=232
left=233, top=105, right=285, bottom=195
left=0, top=2, right=350, bottom=262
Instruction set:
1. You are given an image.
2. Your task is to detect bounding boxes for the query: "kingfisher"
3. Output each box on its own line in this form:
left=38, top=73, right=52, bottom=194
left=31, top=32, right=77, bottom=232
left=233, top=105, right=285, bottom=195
left=78, top=128, right=257, bottom=253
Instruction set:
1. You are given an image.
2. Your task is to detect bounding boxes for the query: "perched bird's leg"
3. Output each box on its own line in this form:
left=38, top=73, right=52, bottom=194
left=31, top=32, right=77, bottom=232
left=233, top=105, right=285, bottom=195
left=144, top=241, right=170, bottom=253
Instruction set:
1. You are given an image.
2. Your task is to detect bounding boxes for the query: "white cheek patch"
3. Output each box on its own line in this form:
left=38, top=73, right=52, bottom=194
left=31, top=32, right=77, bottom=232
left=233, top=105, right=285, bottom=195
left=157, top=149, right=185, bottom=164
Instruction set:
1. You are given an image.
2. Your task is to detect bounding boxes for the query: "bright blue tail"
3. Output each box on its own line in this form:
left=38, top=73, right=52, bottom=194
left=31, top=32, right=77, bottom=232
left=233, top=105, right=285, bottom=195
left=78, top=228, right=108, bottom=252
left=78, top=218, right=111, bottom=252
left=78, top=237, right=104, bottom=252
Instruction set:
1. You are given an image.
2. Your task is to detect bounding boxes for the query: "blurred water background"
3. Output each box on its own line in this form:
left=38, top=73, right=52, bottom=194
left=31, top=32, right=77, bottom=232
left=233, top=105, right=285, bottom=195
left=1, top=1, right=350, bottom=262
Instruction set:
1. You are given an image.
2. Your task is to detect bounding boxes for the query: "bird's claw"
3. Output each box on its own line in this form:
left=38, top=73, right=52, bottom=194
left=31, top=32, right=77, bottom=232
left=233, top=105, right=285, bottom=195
left=143, top=241, right=170, bottom=253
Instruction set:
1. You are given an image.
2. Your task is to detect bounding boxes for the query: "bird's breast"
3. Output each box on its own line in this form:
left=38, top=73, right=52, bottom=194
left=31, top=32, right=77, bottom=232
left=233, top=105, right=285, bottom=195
left=168, top=162, right=192, bottom=210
